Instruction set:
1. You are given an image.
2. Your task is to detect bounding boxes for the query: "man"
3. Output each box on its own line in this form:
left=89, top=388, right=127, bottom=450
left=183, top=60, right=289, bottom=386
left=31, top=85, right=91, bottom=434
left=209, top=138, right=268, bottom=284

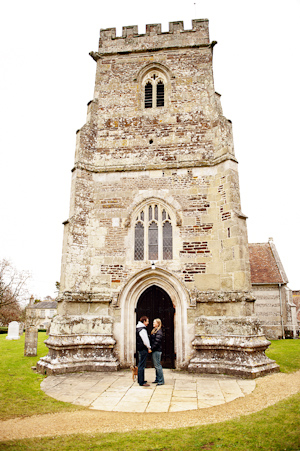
left=136, top=316, right=152, bottom=386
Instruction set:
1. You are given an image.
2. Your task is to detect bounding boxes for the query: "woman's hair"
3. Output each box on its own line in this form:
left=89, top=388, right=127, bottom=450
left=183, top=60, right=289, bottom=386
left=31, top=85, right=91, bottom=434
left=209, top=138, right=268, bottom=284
left=151, top=318, right=162, bottom=334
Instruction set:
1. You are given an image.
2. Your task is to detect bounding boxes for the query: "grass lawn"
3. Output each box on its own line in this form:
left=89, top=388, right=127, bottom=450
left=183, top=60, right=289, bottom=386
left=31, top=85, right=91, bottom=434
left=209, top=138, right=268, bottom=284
left=265, top=339, right=300, bottom=373
left=0, top=333, right=84, bottom=420
left=0, top=334, right=299, bottom=450
left=1, top=393, right=300, bottom=451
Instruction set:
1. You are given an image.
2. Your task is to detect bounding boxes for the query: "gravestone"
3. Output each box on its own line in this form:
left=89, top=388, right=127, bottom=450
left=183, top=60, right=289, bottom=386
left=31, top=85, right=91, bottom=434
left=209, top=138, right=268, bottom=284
left=24, top=326, right=38, bottom=356
left=6, top=321, right=20, bottom=340
left=19, top=322, right=24, bottom=336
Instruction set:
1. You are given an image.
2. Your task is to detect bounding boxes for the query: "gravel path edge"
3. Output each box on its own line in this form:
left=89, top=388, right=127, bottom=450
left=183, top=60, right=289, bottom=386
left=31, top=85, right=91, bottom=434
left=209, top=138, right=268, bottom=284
left=1, top=370, right=300, bottom=441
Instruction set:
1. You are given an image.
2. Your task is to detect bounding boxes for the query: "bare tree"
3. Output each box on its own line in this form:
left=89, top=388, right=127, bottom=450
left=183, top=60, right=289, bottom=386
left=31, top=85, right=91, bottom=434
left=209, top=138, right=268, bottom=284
left=0, top=259, right=30, bottom=324
left=0, top=301, right=25, bottom=325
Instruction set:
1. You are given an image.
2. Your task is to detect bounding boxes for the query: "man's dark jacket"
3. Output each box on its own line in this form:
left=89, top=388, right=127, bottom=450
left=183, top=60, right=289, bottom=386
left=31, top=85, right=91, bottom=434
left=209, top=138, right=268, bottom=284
left=136, top=325, right=148, bottom=351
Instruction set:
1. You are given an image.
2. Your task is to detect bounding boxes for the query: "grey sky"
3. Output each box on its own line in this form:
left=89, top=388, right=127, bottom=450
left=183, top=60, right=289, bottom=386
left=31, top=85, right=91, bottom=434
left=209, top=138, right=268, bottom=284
left=0, top=0, right=299, bottom=299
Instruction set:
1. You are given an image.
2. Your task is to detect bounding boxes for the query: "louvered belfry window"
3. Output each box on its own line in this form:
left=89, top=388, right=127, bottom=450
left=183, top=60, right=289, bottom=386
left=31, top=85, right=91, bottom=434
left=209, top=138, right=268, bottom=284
left=134, top=203, right=173, bottom=261
left=156, top=81, right=164, bottom=107
left=145, top=82, right=153, bottom=108
left=144, top=72, right=165, bottom=109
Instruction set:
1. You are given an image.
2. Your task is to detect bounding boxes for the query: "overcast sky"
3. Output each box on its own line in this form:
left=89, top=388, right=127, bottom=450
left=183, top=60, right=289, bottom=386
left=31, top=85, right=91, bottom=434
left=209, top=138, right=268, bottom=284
left=0, top=0, right=299, bottom=300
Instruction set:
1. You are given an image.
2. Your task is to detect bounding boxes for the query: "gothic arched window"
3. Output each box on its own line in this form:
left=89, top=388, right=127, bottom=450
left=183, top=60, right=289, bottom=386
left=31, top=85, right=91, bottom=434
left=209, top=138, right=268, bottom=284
left=134, top=203, right=173, bottom=261
left=143, top=72, right=165, bottom=109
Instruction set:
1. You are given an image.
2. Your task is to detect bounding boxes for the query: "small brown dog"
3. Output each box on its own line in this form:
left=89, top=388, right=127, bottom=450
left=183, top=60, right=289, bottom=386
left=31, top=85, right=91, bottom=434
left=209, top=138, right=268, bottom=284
left=130, top=365, right=138, bottom=381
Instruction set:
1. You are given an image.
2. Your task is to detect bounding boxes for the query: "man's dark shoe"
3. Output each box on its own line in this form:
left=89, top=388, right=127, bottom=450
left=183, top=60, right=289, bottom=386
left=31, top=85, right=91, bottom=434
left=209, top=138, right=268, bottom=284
left=152, top=381, right=158, bottom=384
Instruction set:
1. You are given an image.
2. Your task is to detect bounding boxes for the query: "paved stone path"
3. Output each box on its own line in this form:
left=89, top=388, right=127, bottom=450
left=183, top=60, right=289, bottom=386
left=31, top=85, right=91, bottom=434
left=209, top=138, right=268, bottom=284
left=41, top=368, right=255, bottom=413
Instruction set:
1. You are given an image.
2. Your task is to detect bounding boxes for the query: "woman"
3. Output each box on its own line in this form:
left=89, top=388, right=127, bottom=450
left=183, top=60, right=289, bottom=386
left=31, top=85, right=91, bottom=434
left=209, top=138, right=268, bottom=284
left=150, top=318, right=164, bottom=385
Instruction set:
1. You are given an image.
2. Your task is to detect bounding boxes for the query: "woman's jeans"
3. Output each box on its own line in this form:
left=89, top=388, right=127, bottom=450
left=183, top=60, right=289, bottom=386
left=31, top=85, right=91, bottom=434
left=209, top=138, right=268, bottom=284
left=152, top=351, right=164, bottom=384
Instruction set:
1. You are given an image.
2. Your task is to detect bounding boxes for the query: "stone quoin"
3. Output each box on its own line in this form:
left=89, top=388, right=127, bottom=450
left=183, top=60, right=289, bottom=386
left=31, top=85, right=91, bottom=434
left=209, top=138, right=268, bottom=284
left=37, top=19, right=279, bottom=378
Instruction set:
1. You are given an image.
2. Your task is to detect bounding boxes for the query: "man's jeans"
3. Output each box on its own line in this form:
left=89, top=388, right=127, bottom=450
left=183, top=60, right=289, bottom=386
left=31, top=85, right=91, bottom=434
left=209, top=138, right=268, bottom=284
left=138, top=349, right=148, bottom=385
left=152, top=351, right=164, bottom=384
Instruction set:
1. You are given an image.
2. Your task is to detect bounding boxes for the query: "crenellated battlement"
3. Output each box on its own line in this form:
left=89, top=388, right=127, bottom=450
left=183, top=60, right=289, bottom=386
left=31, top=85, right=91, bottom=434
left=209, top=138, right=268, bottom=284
left=96, top=19, right=210, bottom=56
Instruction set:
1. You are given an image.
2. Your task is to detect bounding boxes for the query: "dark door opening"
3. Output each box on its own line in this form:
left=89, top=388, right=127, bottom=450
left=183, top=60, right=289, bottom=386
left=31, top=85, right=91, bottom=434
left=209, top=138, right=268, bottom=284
left=136, top=285, right=175, bottom=368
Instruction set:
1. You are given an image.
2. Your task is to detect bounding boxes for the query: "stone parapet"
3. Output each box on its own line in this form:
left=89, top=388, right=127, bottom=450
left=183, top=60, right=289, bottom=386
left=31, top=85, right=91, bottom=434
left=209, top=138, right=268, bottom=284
left=45, top=333, right=116, bottom=348
left=188, top=316, right=279, bottom=378
left=194, top=316, right=262, bottom=335
left=188, top=352, right=279, bottom=379
left=49, top=314, right=114, bottom=335
left=57, top=291, right=118, bottom=304
left=189, top=290, right=255, bottom=304
left=95, top=20, right=210, bottom=57
left=36, top=313, right=120, bottom=375
left=37, top=352, right=119, bottom=375
left=37, top=330, right=119, bottom=375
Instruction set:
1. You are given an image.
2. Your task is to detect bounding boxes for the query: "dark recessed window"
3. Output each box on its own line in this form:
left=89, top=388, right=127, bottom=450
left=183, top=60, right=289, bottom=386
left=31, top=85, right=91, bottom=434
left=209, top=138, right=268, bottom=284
left=156, top=81, right=164, bottom=107
left=144, top=73, right=165, bottom=109
left=145, top=82, right=153, bottom=108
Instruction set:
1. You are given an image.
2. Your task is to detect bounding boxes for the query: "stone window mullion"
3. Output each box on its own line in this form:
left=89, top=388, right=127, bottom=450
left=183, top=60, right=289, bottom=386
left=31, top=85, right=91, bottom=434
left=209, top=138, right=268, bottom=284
left=158, top=205, right=163, bottom=260
left=145, top=207, right=149, bottom=260
left=152, top=82, right=156, bottom=108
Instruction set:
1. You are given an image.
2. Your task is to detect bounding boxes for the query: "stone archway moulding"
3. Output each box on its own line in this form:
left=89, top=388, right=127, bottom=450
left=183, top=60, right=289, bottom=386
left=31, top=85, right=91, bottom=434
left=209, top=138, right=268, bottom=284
left=134, top=62, right=174, bottom=84
left=125, top=194, right=182, bottom=225
left=116, top=267, right=190, bottom=368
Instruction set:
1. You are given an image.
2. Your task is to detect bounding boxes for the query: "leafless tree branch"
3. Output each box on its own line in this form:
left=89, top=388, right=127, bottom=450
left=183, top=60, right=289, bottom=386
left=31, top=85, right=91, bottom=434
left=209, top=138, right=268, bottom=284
left=0, top=259, right=30, bottom=309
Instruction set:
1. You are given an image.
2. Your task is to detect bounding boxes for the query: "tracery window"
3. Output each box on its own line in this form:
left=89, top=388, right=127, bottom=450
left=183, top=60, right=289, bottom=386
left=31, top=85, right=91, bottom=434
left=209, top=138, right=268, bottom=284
left=134, top=203, right=173, bottom=261
left=143, top=72, right=165, bottom=109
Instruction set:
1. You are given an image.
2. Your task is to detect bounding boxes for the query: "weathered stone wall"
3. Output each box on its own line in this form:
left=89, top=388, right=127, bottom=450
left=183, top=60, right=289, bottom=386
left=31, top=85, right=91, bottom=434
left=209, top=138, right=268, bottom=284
left=37, top=20, right=278, bottom=377
left=252, top=285, right=283, bottom=339
left=292, top=291, right=300, bottom=324
left=252, top=284, right=298, bottom=339
left=61, top=166, right=250, bottom=294
left=60, top=19, right=249, bottom=306
left=77, top=22, right=233, bottom=173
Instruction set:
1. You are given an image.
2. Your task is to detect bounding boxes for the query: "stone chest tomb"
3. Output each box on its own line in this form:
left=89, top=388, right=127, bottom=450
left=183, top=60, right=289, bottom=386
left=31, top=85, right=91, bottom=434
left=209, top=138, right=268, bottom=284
left=37, top=19, right=279, bottom=378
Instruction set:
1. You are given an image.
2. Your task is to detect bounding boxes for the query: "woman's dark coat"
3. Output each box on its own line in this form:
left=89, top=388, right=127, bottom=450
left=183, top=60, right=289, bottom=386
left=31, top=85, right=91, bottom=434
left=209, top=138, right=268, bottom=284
left=150, top=328, right=163, bottom=352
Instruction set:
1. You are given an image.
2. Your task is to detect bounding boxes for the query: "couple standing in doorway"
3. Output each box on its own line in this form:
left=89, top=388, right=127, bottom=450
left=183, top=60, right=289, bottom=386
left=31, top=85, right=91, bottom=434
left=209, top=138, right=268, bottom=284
left=136, top=316, right=165, bottom=387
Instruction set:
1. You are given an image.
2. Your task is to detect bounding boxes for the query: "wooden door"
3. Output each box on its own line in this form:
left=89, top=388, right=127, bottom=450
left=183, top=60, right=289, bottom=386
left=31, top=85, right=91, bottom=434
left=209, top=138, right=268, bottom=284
left=136, top=285, right=175, bottom=368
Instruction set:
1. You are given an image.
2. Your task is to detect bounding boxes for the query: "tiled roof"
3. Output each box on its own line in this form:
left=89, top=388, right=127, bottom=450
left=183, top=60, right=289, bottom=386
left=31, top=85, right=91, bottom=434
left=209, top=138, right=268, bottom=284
left=31, top=301, right=58, bottom=309
left=248, top=242, right=286, bottom=285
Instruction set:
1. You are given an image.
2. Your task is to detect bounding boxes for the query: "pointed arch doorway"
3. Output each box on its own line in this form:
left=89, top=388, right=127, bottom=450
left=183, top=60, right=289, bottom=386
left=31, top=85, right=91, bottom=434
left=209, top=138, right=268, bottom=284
left=117, top=267, right=190, bottom=369
left=136, top=285, right=175, bottom=368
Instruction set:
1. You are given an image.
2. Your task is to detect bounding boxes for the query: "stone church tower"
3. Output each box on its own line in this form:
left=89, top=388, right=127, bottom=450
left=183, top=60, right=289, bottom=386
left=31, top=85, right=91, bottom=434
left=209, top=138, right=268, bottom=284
left=37, top=19, right=278, bottom=378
